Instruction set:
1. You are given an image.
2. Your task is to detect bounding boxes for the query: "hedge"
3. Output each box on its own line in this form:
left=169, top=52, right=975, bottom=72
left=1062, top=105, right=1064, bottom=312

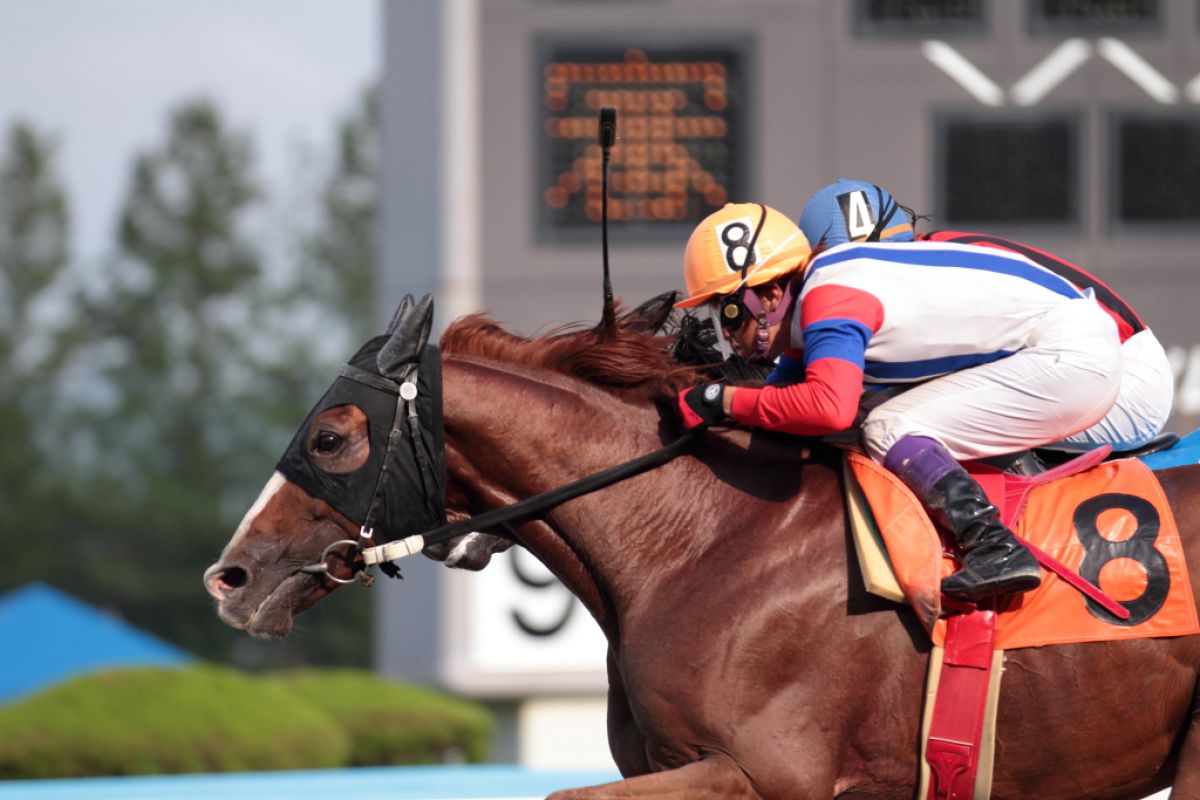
left=0, top=665, right=492, bottom=779
left=275, top=669, right=493, bottom=765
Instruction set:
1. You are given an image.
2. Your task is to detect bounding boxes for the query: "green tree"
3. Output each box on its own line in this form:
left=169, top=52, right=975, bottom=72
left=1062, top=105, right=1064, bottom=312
left=0, top=122, right=74, bottom=574
left=303, top=85, right=379, bottom=345
left=68, top=99, right=366, bottom=666
left=275, top=84, right=384, bottom=662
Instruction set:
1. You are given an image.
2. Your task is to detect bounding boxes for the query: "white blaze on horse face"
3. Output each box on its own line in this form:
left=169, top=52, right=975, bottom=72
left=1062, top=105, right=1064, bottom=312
left=222, top=471, right=288, bottom=559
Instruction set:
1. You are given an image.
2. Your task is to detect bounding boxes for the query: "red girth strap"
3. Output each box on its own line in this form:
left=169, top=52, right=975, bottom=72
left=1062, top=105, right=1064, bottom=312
left=926, top=606, right=996, bottom=800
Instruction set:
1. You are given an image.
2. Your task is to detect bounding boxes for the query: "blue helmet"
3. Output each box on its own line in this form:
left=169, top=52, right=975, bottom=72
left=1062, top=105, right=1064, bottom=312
left=798, top=179, right=915, bottom=248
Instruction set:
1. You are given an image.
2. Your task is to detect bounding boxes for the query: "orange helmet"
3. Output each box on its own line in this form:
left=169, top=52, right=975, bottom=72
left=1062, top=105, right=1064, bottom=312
left=676, top=203, right=811, bottom=309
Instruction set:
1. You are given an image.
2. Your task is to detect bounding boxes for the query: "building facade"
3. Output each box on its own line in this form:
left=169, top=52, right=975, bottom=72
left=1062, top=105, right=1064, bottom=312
left=377, top=0, right=1200, bottom=768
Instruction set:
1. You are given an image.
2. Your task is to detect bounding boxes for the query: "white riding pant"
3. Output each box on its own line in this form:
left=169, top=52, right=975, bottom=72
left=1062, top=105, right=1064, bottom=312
left=862, top=298, right=1122, bottom=463
left=1048, top=328, right=1173, bottom=452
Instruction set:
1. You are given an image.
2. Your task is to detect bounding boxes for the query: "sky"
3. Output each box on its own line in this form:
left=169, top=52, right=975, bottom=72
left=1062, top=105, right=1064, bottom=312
left=0, top=0, right=378, bottom=265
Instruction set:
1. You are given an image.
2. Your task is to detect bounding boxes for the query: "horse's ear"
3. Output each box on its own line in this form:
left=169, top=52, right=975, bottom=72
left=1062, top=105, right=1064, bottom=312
left=385, top=294, right=416, bottom=335
left=620, top=291, right=679, bottom=334
left=378, top=294, right=434, bottom=378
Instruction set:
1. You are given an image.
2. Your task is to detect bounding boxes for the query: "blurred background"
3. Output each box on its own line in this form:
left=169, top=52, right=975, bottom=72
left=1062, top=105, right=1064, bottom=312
left=0, top=0, right=1196, bottom=792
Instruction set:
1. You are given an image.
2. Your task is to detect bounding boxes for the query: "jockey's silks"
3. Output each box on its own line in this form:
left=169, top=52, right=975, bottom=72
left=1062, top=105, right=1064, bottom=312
left=796, top=240, right=1084, bottom=385
left=727, top=240, right=1121, bottom=451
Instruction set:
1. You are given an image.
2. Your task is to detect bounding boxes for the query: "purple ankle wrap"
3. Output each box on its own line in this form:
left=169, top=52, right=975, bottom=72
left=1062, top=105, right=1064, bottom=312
left=883, top=435, right=960, bottom=497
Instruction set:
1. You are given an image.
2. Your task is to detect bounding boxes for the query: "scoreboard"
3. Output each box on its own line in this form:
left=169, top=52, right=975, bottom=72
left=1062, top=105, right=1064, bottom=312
left=537, top=41, right=747, bottom=241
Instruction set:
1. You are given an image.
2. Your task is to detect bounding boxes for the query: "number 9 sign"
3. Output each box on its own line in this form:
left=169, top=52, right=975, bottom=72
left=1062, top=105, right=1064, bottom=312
left=459, top=547, right=609, bottom=684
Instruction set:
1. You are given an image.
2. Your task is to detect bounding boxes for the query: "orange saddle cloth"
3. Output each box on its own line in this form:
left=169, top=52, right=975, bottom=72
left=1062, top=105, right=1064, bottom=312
left=846, top=452, right=1200, bottom=650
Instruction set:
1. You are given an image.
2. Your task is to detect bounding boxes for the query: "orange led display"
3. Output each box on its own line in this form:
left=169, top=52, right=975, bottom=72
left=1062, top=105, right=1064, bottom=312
left=538, top=43, right=745, bottom=240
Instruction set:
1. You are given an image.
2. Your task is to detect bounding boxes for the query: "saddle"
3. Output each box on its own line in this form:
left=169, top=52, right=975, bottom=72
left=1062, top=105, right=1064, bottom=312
left=846, top=444, right=1199, bottom=646
left=844, top=438, right=1200, bottom=800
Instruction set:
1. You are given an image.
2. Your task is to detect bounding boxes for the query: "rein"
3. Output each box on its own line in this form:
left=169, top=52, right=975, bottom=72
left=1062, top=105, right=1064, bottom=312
left=361, top=429, right=699, bottom=569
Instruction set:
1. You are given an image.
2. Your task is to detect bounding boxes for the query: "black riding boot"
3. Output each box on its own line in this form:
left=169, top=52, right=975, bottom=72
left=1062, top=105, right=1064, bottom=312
left=926, top=467, right=1043, bottom=601
left=884, top=435, right=1042, bottom=601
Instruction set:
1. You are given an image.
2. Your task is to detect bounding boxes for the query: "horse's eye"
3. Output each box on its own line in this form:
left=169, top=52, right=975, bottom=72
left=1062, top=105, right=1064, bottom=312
left=312, top=431, right=342, bottom=454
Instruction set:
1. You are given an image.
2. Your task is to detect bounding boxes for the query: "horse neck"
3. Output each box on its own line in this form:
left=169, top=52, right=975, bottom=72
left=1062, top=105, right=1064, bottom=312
left=442, top=357, right=755, bottom=635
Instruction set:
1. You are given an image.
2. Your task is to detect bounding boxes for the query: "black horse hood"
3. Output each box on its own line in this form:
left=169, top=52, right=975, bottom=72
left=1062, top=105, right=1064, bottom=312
left=276, top=315, right=446, bottom=542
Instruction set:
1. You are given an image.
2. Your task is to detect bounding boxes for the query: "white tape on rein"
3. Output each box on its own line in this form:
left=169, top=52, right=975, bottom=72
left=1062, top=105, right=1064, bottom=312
left=362, top=534, right=426, bottom=565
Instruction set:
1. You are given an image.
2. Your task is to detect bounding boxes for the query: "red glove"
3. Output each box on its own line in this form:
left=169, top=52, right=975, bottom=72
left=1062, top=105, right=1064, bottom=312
left=677, top=383, right=726, bottom=431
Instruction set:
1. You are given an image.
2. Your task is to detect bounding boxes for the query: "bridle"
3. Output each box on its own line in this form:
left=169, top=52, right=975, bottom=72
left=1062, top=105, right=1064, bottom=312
left=299, top=349, right=698, bottom=585
left=299, top=359, right=442, bottom=585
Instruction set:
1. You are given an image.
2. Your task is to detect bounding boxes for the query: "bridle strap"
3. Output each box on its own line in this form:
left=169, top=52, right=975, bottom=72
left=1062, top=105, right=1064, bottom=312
left=362, top=429, right=700, bottom=567
left=337, top=363, right=417, bottom=540
left=338, top=364, right=403, bottom=394
left=405, top=397, right=442, bottom=524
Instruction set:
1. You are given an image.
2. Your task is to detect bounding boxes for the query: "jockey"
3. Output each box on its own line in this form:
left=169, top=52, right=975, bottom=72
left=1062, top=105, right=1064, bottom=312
left=798, top=178, right=1174, bottom=454
left=674, top=202, right=1125, bottom=601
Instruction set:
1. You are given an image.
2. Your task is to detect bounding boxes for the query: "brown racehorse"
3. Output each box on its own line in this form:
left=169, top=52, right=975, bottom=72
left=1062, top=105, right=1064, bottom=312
left=204, top=296, right=1200, bottom=800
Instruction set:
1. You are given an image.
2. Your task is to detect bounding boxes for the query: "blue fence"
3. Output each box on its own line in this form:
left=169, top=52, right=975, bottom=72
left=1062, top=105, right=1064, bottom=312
left=0, top=765, right=623, bottom=800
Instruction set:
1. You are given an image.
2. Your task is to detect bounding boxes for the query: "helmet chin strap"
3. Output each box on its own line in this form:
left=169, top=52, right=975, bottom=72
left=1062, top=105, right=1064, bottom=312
left=742, top=281, right=793, bottom=360
left=705, top=302, right=733, bottom=361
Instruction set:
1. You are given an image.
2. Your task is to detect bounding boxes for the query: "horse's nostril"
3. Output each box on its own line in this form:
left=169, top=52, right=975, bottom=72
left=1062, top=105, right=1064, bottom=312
left=220, top=566, right=249, bottom=589
left=204, top=563, right=250, bottom=601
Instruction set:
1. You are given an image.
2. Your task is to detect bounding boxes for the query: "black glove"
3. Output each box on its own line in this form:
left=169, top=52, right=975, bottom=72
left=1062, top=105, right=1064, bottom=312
left=677, top=383, right=727, bottom=431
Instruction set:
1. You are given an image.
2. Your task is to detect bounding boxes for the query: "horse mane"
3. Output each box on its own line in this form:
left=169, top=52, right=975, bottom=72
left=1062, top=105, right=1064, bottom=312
left=440, top=292, right=708, bottom=403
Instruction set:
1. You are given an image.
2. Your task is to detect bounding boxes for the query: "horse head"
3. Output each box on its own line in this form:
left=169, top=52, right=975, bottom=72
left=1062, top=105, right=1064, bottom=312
left=204, top=290, right=711, bottom=636
left=203, top=294, right=457, bottom=636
